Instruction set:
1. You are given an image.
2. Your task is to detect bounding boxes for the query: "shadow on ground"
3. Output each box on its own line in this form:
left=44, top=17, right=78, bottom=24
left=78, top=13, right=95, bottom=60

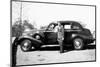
left=29, top=44, right=96, bottom=53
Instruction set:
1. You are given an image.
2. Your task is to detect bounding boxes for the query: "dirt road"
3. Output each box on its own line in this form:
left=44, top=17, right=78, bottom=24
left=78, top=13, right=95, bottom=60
left=16, top=45, right=96, bottom=65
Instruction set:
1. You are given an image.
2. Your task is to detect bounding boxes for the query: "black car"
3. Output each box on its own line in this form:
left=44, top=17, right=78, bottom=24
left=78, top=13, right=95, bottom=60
left=17, top=21, right=95, bottom=51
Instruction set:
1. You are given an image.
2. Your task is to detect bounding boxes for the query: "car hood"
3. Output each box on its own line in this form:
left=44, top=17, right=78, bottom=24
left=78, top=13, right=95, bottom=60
left=22, top=29, right=45, bottom=36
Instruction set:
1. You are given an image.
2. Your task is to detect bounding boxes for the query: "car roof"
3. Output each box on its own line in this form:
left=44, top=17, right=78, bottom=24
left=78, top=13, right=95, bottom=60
left=48, top=21, right=83, bottom=29
left=58, top=21, right=80, bottom=25
left=49, top=21, right=81, bottom=26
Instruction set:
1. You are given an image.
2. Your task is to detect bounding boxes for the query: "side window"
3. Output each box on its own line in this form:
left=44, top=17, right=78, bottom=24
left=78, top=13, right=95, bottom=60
left=64, top=25, right=71, bottom=30
left=72, top=25, right=80, bottom=30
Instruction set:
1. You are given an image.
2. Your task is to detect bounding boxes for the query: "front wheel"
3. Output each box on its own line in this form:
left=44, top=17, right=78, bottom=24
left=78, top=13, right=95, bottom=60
left=73, top=38, right=84, bottom=50
left=20, top=39, right=32, bottom=52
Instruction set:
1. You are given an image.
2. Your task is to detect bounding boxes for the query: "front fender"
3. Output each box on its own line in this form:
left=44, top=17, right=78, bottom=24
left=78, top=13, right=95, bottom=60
left=18, top=35, right=43, bottom=44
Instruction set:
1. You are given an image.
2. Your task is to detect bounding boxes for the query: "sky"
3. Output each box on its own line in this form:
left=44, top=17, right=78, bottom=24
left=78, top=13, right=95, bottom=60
left=12, top=1, right=95, bottom=33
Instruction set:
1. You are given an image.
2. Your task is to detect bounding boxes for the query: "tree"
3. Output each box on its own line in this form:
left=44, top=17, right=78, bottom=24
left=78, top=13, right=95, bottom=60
left=12, top=20, right=24, bottom=37
left=23, top=20, right=34, bottom=29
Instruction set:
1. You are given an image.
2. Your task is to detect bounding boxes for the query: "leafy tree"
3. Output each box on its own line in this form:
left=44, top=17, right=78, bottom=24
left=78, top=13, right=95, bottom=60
left=12, top=20, right=24, bottom=37
left=23, top=20, right=34, bottom=29
left=12, top=20, right=35, bottom=37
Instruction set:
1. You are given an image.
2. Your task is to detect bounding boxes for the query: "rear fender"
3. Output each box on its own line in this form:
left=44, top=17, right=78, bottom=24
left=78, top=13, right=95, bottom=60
left=71, top=34, right=93, bottom=44
left=71, top=33, right=91, bottom=40
left=71, top=34, right=84, bottom=42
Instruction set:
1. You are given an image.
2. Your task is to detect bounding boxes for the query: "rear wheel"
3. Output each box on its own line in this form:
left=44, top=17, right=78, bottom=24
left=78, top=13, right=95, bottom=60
left=20, top=39, right=32, bottom=52
left=73, top=38, right=84, bottom=50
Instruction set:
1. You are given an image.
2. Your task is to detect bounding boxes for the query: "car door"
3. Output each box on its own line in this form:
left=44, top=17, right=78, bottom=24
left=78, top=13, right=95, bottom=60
left=63, top=24, right=72, bottom=43
left=44, top=24, right=57, bottom=44
left=64, top=23, right=82, bottom=43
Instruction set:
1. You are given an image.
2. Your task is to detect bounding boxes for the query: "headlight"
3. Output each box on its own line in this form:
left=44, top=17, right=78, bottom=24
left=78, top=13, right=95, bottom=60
left=36, top=31, right=39, bottom=33
left=35, top=35, right=40, bottom=39
left=29, top=33, right=33, bottom=36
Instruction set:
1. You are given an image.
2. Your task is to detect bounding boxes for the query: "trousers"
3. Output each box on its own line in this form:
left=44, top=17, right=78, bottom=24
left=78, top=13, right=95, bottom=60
left=58, top=40, right=64, bottom=53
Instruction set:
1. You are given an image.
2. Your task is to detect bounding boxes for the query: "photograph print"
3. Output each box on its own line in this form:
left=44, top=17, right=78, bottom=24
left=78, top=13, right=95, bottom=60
left=11, top=0, right=96, bottom=67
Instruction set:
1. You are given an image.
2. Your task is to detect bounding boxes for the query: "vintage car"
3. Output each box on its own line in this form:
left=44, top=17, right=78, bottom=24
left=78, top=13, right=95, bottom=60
left=17, top=21, right=95, bottom=51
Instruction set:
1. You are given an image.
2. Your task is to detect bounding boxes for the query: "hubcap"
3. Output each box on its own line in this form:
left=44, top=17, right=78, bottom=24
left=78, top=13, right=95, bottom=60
left=75, top=41, right=80, bottom=47
left=22, top=41, right=31, bottom=51
left=74, top=39, right=82, bottom=49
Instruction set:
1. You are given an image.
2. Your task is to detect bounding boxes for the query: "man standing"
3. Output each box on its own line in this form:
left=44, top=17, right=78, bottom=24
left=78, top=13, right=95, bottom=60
left=57, top=22, right=64, bottom=53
